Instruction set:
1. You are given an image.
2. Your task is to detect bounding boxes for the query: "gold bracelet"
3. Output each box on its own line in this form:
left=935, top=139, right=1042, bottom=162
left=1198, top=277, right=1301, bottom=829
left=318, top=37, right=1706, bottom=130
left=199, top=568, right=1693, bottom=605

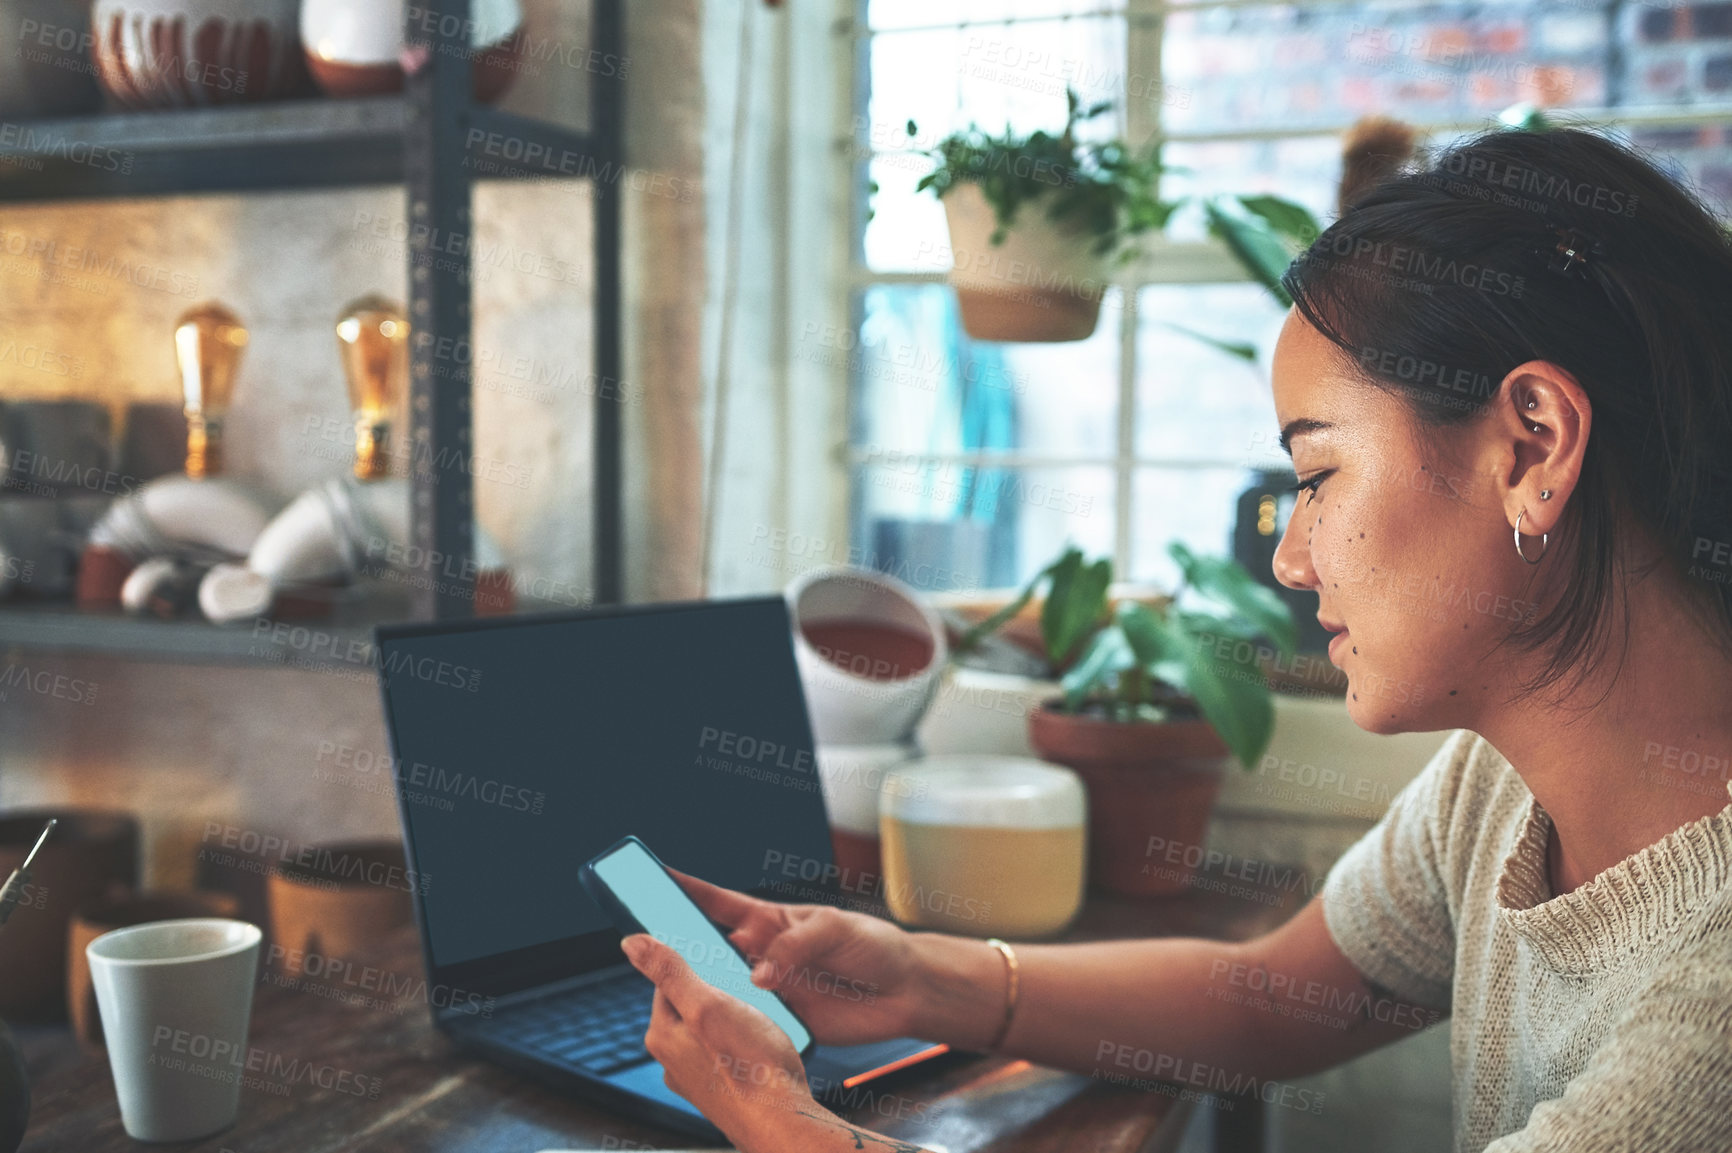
left=984, top=937, right=1019, bottom=1051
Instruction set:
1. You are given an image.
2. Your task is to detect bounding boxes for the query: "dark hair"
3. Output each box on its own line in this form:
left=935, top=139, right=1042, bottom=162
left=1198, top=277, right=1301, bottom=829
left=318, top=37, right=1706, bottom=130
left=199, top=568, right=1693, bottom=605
left=1281, top=126, right=1732, bottom=694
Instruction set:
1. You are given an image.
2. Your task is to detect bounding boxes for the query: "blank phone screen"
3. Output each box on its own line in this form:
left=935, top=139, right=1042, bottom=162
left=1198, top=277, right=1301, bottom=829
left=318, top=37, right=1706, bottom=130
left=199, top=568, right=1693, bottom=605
left=593, top=841, right=813, bottom=1053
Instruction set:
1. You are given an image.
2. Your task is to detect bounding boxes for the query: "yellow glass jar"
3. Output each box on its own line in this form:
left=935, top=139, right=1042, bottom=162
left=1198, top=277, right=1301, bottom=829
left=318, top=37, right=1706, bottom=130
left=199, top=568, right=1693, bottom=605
left=879, top=755, right=1086, bottom=939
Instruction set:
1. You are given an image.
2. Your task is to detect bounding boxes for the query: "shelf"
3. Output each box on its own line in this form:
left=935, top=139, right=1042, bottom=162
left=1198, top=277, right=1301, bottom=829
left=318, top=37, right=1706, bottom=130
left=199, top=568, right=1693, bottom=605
left=0, top=590, right=588, bottom=667
left=0, top=598, right=392, bottom=668
left=0, top=98, right=603, bottom=202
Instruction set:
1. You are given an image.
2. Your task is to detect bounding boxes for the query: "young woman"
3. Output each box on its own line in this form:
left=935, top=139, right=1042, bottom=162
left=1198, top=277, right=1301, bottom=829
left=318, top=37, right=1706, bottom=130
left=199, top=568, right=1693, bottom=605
left=622, top=127, right=1732, bottom=1153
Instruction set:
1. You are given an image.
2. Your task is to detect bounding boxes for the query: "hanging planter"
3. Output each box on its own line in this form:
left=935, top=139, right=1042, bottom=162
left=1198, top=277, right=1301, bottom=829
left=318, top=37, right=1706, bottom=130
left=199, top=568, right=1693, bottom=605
left=913, top=90, right=1165, bottom=344
left=940, top=181, right=1108, bottom=342
left=906, top=89, right=1322, bottom=346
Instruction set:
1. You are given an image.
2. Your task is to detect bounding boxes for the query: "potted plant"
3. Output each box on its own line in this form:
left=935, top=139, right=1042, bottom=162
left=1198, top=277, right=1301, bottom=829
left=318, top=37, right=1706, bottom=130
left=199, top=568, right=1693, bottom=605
left=909, top=89, right=1320, bottom=343
left=956, top=543, right=1296, bottom=896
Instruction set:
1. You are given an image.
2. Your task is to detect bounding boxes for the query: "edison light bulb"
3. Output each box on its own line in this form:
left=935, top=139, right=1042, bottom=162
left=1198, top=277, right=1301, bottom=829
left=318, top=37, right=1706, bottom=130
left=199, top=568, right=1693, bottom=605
left=175, top=302, right=249, bottom=479
left=335, top=295, right=409, bottom=482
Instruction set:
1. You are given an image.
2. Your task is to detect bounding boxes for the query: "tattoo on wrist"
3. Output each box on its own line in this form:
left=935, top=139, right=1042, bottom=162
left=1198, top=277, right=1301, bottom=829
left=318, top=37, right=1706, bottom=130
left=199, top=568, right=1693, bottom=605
left=795, top=1106, right=930, bottom=1152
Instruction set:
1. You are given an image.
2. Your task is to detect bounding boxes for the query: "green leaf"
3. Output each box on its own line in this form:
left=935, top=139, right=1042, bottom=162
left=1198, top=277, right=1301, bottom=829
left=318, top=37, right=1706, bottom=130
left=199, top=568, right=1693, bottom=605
left=1204, top=197, right=1296, bottom=308
left=1060, top=625, right=1134, bottom=710
left=1168, top=542, right=1297, bottom=657
left=1114, top=602, right=1187, bottom=686
left=1041, top=552, right=1110, bottom=665
left=1184, top=630, right=1276, bottom=769
left=1497, top=103, right=1550, bottom=131
left=1234, top=195, right=1321, bottom=248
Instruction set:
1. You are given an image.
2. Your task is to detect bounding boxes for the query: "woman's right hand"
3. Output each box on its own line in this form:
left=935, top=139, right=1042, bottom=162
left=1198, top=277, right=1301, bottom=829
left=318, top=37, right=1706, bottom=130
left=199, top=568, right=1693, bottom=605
left=670, top=870, right=927, bottom=1046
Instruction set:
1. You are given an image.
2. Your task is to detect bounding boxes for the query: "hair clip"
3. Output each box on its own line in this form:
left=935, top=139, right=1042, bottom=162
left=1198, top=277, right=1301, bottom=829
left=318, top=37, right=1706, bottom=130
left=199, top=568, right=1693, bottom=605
left=1549, top=227, right=1601, bottom=279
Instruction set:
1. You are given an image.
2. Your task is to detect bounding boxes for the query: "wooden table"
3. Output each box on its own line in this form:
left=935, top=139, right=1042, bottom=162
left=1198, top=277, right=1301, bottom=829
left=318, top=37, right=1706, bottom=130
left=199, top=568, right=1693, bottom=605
left=17, top=870, right=1304, bottom=1153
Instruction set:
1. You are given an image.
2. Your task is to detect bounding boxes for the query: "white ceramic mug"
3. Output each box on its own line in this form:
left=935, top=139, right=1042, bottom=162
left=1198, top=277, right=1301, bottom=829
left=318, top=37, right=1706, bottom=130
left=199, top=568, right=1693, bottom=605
left=86, top=918, right=262, bottom=1142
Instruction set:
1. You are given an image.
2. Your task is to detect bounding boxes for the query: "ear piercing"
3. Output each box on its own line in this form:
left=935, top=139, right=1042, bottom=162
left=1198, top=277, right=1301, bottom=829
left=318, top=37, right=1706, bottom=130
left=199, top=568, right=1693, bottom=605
left=1510, top=512, right=1551, bottom=564
left=1526, top=399, right=1538, bottom=410
left=1540, top=489, right=1552, bottom=501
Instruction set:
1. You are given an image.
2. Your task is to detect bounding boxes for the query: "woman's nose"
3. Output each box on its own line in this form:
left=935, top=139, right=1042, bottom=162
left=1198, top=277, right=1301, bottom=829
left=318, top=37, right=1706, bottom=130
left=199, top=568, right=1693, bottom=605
left=1272, top=503, right=1318, bottom=592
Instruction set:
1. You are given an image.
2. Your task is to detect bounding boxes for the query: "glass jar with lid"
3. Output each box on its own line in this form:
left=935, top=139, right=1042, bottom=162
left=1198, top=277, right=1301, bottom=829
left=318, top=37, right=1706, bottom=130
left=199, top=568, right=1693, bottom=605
left=880, top=755, right=1086, bottom=939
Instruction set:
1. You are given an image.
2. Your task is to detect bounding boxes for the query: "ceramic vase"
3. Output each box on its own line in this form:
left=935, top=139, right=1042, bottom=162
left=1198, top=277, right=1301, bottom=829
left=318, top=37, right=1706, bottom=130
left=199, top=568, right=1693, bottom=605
left=300, top=0, right=524, bottom=104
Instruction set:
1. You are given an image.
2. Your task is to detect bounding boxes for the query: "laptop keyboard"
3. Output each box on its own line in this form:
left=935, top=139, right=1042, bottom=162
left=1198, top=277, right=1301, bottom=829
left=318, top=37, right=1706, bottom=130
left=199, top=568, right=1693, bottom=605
left=501, top=971, right=654, bottom=1076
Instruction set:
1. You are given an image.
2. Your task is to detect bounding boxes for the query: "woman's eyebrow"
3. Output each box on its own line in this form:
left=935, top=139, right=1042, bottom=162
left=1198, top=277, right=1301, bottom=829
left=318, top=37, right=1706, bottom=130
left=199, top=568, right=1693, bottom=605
left=1279, top=418, right=1335, bottom=456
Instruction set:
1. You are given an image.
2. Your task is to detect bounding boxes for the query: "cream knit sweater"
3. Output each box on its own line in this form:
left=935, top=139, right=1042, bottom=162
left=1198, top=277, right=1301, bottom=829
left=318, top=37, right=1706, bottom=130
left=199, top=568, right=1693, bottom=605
left=1321, top=729, right=1732, bottom=1152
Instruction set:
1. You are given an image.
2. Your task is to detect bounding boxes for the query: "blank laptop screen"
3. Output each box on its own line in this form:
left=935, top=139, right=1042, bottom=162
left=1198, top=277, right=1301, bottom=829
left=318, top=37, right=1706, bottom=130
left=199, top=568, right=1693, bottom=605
left=376, top=599, right=834, bottom=968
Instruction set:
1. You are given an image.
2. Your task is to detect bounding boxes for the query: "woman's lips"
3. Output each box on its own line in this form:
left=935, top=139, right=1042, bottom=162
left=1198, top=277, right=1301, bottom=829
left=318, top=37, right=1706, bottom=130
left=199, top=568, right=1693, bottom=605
left=1328, top=630, right=1351, bottom=663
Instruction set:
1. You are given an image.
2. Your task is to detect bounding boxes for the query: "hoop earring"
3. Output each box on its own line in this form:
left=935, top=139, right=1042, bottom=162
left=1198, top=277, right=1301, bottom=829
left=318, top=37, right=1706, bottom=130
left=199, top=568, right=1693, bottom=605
left=1514, top=510, right=1548, bottom=565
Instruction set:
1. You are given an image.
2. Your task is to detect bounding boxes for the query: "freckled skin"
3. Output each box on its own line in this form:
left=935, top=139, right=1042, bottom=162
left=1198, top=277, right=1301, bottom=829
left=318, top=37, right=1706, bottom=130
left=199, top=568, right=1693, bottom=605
left=1269, top=313, right=1550, bottom=735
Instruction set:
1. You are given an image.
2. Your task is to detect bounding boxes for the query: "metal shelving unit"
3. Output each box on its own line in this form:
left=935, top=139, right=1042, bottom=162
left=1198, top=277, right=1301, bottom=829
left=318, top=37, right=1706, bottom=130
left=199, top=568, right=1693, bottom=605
left=0, top=0, right=623, bottom=657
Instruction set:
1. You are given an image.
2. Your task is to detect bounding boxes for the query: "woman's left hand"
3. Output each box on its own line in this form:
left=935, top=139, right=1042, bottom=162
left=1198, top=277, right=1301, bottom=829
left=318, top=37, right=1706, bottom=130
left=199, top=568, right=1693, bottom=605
left=621, top=933, right=816, bottom=1149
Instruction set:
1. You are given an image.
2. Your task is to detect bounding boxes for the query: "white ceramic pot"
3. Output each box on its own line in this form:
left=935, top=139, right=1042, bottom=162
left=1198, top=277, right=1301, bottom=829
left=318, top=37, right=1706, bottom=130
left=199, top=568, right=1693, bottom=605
left=90, top=0, right=304, bottom=108
left=941, top=182, right=1109, bottom=343
left=300, top=0, right=524, bottom=103
left=787, top=567, right=947, bottom=747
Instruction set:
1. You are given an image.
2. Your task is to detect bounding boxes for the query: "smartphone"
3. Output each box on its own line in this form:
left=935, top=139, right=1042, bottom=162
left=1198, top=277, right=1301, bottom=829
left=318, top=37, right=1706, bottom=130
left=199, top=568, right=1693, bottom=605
left=579, top=836, right=814, bottom=1055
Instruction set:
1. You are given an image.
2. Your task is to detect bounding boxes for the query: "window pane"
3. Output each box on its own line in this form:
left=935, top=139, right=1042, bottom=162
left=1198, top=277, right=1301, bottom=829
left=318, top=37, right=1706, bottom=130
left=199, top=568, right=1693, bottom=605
left=864, top=17, right=1127, bottom=270
left=869, top=0, right=971, bottom=32
left=1159, top=136, right=1342, bottom=237
left=868, top=20, right=1128, bottom=146
left=1162, top=2, right=1612, bottom=136
left=1622, top=3, right=1732, bottom=111
left=1128, top=467, right=1265, bottom=588
left=854, top=462, right=1115, bottom=588
left=851, top=284, right=1121, bottom=458
left=1134, top=284, right=1286, bottom=467
left=864, top=153, right=948, bottom=271
left=869, top=0, right=1125, bottom=33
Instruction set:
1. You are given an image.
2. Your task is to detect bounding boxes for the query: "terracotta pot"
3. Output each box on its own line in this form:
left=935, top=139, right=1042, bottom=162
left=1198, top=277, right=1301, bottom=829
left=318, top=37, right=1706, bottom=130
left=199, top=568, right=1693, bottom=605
left=0, top=810, right=139, bottom=1022
left=66, top=889, right=242, bottom=1048
left=90, top=0, right=306, bottom=108
left=266, top=840, right=412, bottom=976
left=1028, top=706, right=1228, bottom=897
left=300, top=0, right=524, bottom=104
left=940, top=182, right=1109, bottom=343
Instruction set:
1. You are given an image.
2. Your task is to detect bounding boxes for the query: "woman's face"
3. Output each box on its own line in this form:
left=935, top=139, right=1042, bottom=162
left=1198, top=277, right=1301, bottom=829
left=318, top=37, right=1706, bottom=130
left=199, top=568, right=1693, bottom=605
left=1268, top=312, right=1540, bottom=733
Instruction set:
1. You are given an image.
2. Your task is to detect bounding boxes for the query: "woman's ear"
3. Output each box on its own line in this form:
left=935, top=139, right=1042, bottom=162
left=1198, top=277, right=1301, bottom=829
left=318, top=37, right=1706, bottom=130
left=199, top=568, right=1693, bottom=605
left=1488, top=360, right=1592, bottom=538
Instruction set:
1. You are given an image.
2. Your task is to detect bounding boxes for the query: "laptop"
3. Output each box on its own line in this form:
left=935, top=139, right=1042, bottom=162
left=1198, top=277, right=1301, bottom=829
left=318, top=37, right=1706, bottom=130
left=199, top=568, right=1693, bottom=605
left=374, top=597, right=950, bottom=1141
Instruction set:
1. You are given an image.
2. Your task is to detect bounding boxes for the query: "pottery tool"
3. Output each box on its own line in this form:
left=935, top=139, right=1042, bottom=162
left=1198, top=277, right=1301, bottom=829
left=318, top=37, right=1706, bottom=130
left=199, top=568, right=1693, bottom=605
left=0, top=819, right=55, bottom=933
